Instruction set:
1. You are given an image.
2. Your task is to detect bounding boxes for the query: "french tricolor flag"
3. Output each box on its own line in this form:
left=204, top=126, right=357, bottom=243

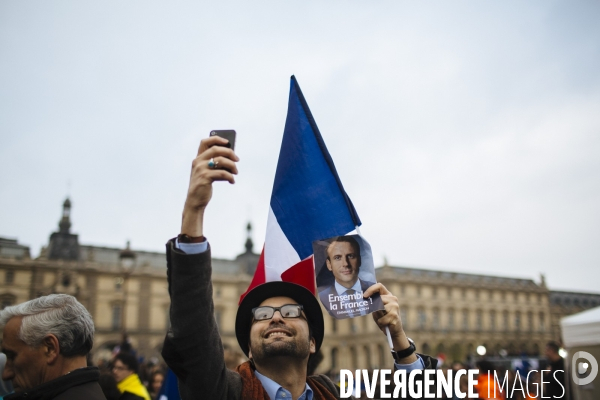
left=240, top=76, right=361, bottom=303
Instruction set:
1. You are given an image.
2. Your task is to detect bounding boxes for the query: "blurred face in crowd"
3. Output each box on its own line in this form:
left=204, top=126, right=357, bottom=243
left=545, top=345, right=560, bottom=361
left=112, top=359, right=133, bottom=383
left=326, top=241, right=360, bottom=289
left=151, top=373, right=164, bottom=393
left=1, top=317, right=48, bottom=393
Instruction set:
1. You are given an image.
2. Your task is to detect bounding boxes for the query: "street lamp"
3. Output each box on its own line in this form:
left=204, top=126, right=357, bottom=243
left=477, top=345, right=487, bottom=356
left=119, top=241, right=136, bottom=334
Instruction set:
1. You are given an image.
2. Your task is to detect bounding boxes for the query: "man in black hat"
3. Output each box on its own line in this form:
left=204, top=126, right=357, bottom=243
left=162, top=136, right=437, bottom=399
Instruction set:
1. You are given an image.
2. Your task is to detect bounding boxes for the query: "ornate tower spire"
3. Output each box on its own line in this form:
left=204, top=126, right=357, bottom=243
left=244, top=222, right=254, bottom=253
left=236, top=221, right=260, bottom=276
left=47, top=197, right=80, bottom=260
left=59, top=197, right=72, bottom=233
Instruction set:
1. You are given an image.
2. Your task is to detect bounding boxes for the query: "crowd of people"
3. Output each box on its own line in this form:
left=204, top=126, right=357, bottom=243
left=95, top=349, right=166, bottom=400
left=0, top=280, right=568, bottom=400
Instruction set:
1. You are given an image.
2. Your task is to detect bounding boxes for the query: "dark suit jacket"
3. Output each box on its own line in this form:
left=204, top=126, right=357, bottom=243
left=318, top=279, right=379, bottom=318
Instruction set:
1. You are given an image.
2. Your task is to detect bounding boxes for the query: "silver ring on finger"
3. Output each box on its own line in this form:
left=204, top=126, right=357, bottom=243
left=208, top=158, right=216, bottom=169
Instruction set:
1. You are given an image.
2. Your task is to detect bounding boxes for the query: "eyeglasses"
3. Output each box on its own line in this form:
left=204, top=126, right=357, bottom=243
left=251, top=304, right=304, bottom=321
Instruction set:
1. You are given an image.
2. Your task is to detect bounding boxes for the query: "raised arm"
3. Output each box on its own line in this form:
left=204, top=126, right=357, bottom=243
left=161, top=136, right=240, bottom=400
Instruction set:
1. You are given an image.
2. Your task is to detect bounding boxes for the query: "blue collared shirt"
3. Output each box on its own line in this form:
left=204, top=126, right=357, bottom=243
left=255, top=370, right=314, bottom=400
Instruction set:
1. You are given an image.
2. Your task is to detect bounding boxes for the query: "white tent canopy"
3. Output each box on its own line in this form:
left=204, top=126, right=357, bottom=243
left=561, top=306, right=600, bottom=347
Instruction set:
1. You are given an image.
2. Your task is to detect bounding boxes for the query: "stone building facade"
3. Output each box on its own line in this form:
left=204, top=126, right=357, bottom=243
left=1, top=198, right=599, bottom=372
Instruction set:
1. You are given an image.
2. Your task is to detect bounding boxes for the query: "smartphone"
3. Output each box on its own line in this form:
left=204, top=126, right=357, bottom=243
left=209, top=130, right=236, bottom=151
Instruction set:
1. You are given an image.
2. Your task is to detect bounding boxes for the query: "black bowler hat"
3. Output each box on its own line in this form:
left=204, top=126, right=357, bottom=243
left=235, top=281, right=324, bottom=357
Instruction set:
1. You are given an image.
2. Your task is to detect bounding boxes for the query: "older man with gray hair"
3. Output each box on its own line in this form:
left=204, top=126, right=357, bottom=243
left=0, top=294, right=105, bottom=400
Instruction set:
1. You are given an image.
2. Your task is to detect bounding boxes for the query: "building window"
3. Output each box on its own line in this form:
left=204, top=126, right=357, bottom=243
left=515, top=312, right=521, bottom=331
left=364, top=345, right=371, bottom=369
left=476, top=310, right=483, bottom=331
left=490, top=310, right=496, bottom=331
left=416, top=285, right=421, bottom=297
left=513, top=292, right=519, bottom=302
left=350, top=347, right=357, bottom=369
left=489, top=291, right=494, bottom=301
left=331, top=348, right=338, bottom=370
left=447, top=288, right=452, bottom=299
left=503, top=311, right=509, bottom=331
left=400, top=306, right=408, bottom=329
left=462, top=310, right=469, bottom=331
left=5, top=270, right=14, bottom=285
left=378, top=344, right=386, bottom=367
left=475, top=289, right=480, bottom=300
left=539, top=312, right=545, bottom=332
left=1, top=294, right=16, bottom=309
left=112, top=305, right=122, bottom=331
left=215, top=309, right=222, bottom=332
left=527, top=311, right=533, bottom=331
left=418, top=308, right=426, bottom=330
left=62, top=273, right=71, bottom=287
left=447, top=309, right=455, bottom=330
left=462, top=288, right=467, bottom=299
left=432, top=309, right=440, bottom=330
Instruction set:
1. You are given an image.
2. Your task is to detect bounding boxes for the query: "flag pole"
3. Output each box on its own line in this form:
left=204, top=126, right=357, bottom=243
left=355, top=225, right=394, bottom=350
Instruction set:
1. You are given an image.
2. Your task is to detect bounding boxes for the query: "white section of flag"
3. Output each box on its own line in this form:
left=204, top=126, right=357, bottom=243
left=264, top=206, right=301, bottom=282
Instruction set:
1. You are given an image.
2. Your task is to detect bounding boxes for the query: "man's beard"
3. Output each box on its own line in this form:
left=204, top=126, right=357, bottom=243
left=250, top=324, right=311, bottom=362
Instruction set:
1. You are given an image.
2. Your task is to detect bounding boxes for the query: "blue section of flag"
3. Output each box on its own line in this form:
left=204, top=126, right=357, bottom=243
left=270, top=76, right=361, bottom=259
left=157, top=369, right=181, bottom=400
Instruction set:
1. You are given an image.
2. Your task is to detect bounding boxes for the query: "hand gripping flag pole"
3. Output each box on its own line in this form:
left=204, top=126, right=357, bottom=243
left=354, top=225, right=394, bottom=351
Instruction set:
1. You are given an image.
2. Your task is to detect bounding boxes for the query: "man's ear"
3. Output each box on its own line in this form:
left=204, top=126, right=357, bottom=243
left=42, top=334, right=60, bottom=364
left=309, top=337, right=316, bottom=354
left=326, top=259, right=332, bottom=272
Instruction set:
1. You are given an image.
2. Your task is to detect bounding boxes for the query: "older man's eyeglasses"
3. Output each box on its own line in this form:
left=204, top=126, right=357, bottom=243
left=252, top=304, right=304, bottom=321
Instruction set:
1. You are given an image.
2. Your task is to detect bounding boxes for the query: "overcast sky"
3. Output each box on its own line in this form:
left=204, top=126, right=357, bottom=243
left=1, top=1, right=599, bottom=293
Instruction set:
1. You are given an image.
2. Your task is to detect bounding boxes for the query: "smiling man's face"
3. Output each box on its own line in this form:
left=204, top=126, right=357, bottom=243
left=326, top=241, right=360, bottom=289
left=248, top=296, right=315, bottom=364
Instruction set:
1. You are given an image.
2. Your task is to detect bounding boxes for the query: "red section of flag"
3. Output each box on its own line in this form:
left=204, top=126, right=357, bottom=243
left=281, top=256, right=316, bottom=296
left=239, top=251, right=316, bottom=305
left=239, top=247, right=266, bottom=305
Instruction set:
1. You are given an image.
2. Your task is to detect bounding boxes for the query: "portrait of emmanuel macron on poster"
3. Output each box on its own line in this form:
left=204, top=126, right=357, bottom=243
left=313, top=234, right=384, bottom=319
